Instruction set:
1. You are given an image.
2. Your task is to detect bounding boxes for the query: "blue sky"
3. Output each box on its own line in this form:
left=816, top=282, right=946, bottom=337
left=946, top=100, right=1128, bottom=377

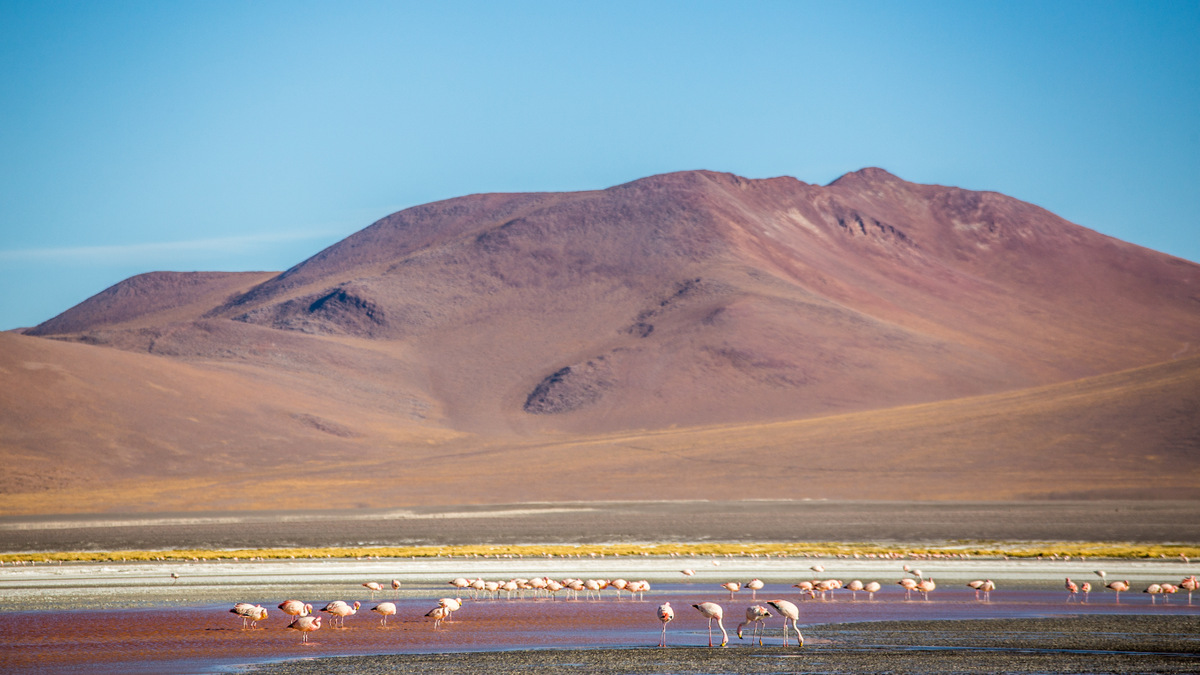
left=2, top=1, right=1198, bottom=330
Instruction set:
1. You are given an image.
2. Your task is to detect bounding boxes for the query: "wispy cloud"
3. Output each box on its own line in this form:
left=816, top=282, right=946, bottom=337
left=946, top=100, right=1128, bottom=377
left=0, top=230, right=345, bottom=264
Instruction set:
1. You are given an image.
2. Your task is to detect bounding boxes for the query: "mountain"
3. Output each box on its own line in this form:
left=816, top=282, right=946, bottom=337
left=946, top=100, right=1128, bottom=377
left=6, top=169, right=1199, bottom=512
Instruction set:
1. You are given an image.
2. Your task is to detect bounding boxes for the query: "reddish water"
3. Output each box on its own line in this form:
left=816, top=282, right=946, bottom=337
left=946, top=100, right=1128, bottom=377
left=2, top=587, right=1197, bottom=674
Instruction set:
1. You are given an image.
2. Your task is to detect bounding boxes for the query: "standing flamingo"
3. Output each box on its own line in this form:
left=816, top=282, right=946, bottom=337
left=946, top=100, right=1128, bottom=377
left=392, top=579, right=402, bottom=597
left=321, top=600, right=360, bottom=628
left=692, top=602, right=728, bottom=647
left=766, top=599, right=803, bottom=647
left=967, top=580, right=985, bottom=600
left=1106, top=580, right=1130, bottom=603
left=746, top=578, right=764, bottom=600
left=426, top=605, right=450, bottom=629
left=656, top=602, right=674, bottom=647
left=721, top=582, right=740, bottom=599
left=372, top=602, right=397, bottom=625
left=288, top=615, right=321, bottom=643
left=898, top=578, right=918, bottom=600
left=917, top=577, right=936, bottom=601
left=1065, top=578, right=1079, bottom=602
left=864, top=581, right=881, bottom=601
left=1080, top=581, right=1092, bottom=603
left=230, top=603, right=267, bottom=629
left=438, top=597, right=463, bottom=622
left=980, top=579, right=995, bottom=602
left=845, top=579, right=864, bottom=600
left=362, top=582, right=383, bottom=598
left=1144, top=584, right=1162, bottom=604
left=1181, top=576, right=1198, bottom=605
left=680, top=569, right=695, bottom=578
left=279, top=600, right=312, bottom=618
left=736, top=605, right=772, bottom=645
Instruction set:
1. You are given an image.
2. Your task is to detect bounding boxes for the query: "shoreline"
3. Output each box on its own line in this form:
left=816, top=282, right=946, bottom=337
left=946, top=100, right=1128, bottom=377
left=240, top=615, right=1200, bottom=674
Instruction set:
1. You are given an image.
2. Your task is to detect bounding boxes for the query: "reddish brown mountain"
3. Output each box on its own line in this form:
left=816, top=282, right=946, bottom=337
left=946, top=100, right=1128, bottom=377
left=6, top=169, right=1199, bottom=512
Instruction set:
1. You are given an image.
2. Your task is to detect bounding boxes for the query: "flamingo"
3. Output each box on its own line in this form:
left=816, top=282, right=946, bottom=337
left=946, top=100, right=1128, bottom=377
left=363, top=582, right=383, bottom=598
left=1160, top=583, right=1178, bottom=603
left=1065, top=578, right=1079, bottom=602
left=611, top=578, right=629, bottom=600
left=736, top=605, right=772, bottom=645
left=321, top=600, right=360, bottom=628
left=967, top=580, right=986, bottom=600
left=844, top=579, right=864, bottom=601
left=746, top=578, right=764, bottom=600
left=898, top=577, right=918, bottom=600
left=721, top=582, right=740, bottom=599
left=691, top=602, right=728, bottom=647
left=1144, top=583, right=1162, bottom=604
left=766, top=599, right=803, bottom=647
left=980, top=579, right=995, bottom=602
left=864, top=581, right=881, bottom=601
left=917, top=577, right=936, bottom=601
left=1181, top=576, right=1198, bottom=605
left=810, top=565, right=825, bottom=573
left=680, top=569, right=695, bottom=578
left=1106, top=579, right=1130, bottom=603
left=170, top=572, right=180, bottom=584
left=278, top=600, right=312, bottom=618
left=793, top=581, right=815, bottom=598
left=372, top=602, right=397, bottom=625
left=230, top=603, right=267, bottom=629
left=657, top=602, right=674, bottom=647
left=392, top=579, right=402, bottom=597
left=288, top=615, right=321, bottom=643
left=438, top=597, right=463, bottom=621
left=1094, top=570, right=1107, bottom=581
left=1080, top=581, right=1092, bottom=603
left=426, top=605, right=450, bottom=629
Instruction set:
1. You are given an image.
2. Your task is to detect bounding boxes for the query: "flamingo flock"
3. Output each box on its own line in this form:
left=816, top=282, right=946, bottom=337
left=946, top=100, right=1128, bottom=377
left=225, top=567, right=1199, bottom=646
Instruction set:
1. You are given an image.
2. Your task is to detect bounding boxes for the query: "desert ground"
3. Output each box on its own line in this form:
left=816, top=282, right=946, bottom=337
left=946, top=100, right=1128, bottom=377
left=3, top=500, right=1198, bottom=552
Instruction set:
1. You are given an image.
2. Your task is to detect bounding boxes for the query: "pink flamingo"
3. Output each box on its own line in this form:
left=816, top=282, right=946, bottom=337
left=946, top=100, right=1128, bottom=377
left=917, top=577, right=936, bottom=601
left=657, top=602, right=674, bottom=647
left=321, top=600, right=360, bottom=628
left=1080, top=581, right=1092, bottom=603
left=721, top=582, right=740, bottom=599
left=736, top=605, right=772, bottom=645
left=288, top=615, right=321, bottom=643
left=898, top=577, right=918, bottom=600
left=278, top=599, right=312, bottom=618
left=1106, top=580, right=1130, bottom=603
left=845, top=579, right=864, bottom=601
left=766, top=599, right=803, bottom=647
left=372, top=602, right=397, bottom=625
left=362, top=582, right=383, bottom=598
left=692, top=602, right=728, bottom=647
left=1181, top=576, right=1198, bottom=604
left=1065, top=578, right=1079, bottom=602
left=229, top=603, right=267, bottom=629
left=864, top=581, right=881, bottom=601
left=746, top=578, right=764, bottom=600
left=426, top=605, right=450, bottom=629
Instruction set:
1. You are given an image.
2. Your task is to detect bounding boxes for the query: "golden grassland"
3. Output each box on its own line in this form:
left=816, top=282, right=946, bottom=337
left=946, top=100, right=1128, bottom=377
left=3, top=541, right=1197, bottom=564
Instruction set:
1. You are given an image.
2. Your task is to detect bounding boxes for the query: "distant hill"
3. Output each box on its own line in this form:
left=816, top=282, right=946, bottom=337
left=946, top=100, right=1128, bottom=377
left=6, top=169, right=1199, bottom=513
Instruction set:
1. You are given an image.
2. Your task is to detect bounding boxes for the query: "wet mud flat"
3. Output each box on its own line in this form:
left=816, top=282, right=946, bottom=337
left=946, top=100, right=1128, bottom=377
left=245, top=615, right=1200, bottom=674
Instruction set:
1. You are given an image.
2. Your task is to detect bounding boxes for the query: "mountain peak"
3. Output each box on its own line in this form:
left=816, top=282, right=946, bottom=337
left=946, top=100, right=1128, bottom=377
left=828, top=166, right=906, bottom=188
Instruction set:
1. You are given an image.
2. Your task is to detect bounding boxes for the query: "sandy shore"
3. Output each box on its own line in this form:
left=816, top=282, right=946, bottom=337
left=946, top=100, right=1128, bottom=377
left=3, top=500, right=1198, bottom=552
left=242, top=615, right=1200, bottom=674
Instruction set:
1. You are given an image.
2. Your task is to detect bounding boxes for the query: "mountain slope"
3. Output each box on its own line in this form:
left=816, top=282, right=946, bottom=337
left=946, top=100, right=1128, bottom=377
left=1, top=329, right=1194, bottom=514
left=9, top=168, right=1199, bottom=512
